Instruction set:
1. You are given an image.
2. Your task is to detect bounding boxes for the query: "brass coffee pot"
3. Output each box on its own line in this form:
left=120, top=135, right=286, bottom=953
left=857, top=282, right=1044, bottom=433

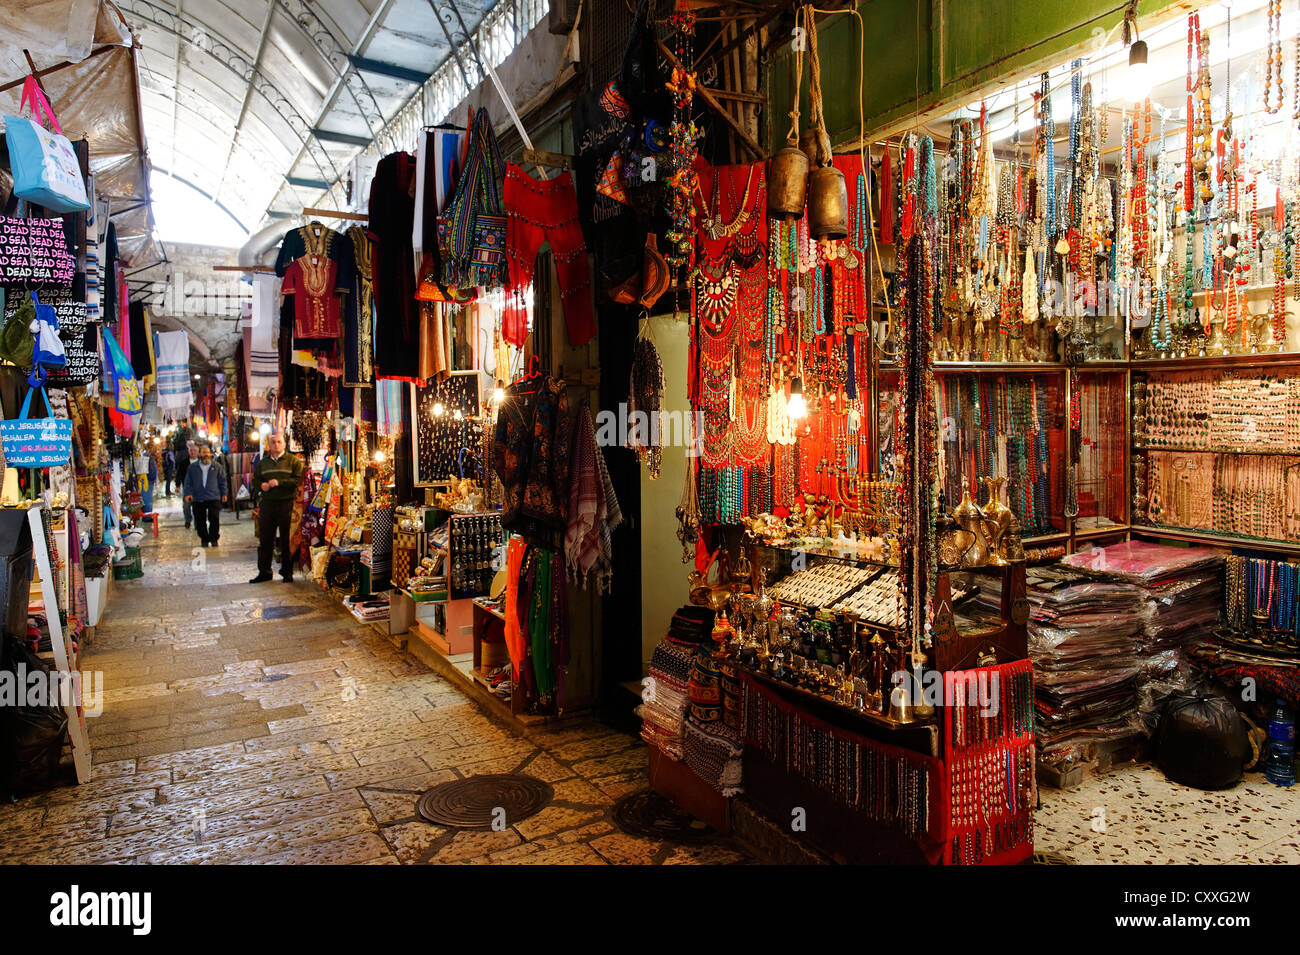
left=953, top=485, right=990, bottom=568
left=980, top=476, right=1013, bottom=567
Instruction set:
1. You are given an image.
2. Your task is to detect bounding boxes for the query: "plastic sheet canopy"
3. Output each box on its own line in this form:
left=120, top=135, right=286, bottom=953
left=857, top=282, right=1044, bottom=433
left=0, top=1, right=158, bottom=266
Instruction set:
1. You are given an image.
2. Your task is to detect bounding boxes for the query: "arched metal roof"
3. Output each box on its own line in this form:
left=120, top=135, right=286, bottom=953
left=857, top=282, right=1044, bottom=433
left=116, top=0, right=499, bottom=230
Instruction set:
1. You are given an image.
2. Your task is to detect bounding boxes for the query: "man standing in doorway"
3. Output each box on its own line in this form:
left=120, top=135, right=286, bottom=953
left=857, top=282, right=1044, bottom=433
left=183, top=443, right=227, bottom=547
left=250, top=431, right=304, bottom=583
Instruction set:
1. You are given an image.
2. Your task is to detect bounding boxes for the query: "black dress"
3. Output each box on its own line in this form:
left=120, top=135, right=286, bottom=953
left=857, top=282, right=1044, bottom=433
left=369, top=152, right=420, bottom=383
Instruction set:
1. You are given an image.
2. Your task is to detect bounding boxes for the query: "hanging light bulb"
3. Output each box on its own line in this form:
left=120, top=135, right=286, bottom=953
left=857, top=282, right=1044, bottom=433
left=373, top=450, right=386, bottom=463
left=493, top=379, right=505, bottom=405
left=433, top=402, right=445, bottom=417
left=1127, top=39, right=1150, bottom=100
left=786, top=377, right=807, bottom=419
left=258, top=422, right=271, bottom=436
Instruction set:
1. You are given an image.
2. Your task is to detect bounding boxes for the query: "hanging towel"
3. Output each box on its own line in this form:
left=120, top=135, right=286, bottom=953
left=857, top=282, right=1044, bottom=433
left=249, top=273, right=280, bottom=398
left=155, top=329, right=192, bottom=412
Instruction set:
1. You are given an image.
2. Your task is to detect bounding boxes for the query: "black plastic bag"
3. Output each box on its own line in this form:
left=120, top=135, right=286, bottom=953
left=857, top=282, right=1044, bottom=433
left=1156, top=694, right=1250, bottom=790
left=0, top=634, right=69, bottom=797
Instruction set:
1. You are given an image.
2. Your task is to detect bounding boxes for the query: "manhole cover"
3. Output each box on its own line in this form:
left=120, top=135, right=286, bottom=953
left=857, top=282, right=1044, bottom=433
left=612, top=788, right=716, bottom=843
left=259, top=605, right=312, bottom=620
left=416, top=774, right=553, bottom=829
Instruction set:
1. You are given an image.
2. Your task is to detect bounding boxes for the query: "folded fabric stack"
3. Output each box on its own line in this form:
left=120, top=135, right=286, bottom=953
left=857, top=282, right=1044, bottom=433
left=1064, top=541, right=1224, bottom=734
left=639, top=639, right=694, bottom=759
left=638, top=606, right=714, bottom=761
left=344, top=596, right=389, bottom=622
left=1022, top=564, right=1145, bottom=757
left=682, top=642, right=743, bottom=796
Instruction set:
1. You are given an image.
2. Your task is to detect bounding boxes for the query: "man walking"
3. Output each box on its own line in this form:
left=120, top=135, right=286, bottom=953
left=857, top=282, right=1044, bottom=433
left=162, top=447, right=175, bottom=496
left=183, top=443, right=227, bottom=547
left=250, top=431, right=304, bottom=583
left=174, top=439, right=191, bottom=528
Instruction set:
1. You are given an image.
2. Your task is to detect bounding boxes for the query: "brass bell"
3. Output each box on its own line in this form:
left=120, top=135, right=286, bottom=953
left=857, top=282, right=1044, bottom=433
left=768, top=145, right=809, bottom=220
left=887, top=684, right=915, bottom=724
left=799, top=128, right=821, bottom=164
left=808, top=163, right=848, bottom=240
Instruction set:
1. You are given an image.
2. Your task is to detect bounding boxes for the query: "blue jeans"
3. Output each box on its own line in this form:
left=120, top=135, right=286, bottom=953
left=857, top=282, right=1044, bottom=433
left=141, top=488, right=154, bottom=514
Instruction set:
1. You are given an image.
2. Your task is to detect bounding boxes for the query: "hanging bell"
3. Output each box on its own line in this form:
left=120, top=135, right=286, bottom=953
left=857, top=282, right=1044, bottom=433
left=799, top=128, right=822, bottom=165
left=808, top=163, right=848, bottom=240
left=768, top=145, right=809, bottom=220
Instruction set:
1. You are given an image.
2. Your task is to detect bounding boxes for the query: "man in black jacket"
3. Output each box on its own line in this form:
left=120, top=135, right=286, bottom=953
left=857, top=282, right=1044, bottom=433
left=250, top=431, right=305, bottom=583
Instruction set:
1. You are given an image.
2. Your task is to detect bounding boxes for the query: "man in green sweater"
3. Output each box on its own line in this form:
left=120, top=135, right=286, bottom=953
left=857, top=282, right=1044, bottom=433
left=249, top=431, right=305, bottom=584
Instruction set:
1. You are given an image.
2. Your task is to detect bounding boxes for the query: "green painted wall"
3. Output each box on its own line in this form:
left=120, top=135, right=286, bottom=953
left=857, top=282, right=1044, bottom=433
left=765, top=0, right=1189, bottom=148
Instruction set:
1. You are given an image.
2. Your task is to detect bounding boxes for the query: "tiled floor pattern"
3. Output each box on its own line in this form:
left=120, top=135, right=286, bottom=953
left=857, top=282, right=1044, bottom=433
left=4, top=499, right=1295, bottom=864
left=0, top=498, right=749, bottom=865
left=1034, top=762, right=1300, bottom=864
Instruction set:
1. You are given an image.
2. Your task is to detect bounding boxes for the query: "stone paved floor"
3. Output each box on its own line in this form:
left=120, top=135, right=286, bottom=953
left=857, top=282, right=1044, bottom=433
left=5, top=497, right=1295, bottom=865
left=0, top=496, right=751, bottom=865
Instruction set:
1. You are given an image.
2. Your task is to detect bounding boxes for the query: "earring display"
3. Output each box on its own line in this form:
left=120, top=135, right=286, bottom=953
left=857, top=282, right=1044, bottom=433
left=412, top=371, right=485, bottom=486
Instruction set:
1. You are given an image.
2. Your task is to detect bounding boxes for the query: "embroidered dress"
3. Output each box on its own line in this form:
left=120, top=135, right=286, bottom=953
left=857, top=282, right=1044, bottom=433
left=344, top=226, right=375, bottom=387
left=281, top=257, right=344, bottom=341
left=492, top=375, right=571, bottom=546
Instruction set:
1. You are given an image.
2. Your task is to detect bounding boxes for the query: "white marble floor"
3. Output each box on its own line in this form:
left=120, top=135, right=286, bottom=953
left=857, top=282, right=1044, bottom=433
left=1035, top=763, right=1300, bottom=863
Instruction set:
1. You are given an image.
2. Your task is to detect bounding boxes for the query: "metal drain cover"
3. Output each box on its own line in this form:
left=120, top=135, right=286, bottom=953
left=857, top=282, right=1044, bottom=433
left=416, top=774, right=553, bottom=829
left=612, top=788, right=715, bottom=844
left=259, top=605, right=313, bottom=620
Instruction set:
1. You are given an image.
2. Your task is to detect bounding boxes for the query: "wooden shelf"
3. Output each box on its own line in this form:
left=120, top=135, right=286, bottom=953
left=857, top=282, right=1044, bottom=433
left=1135, top=444, right=1300, bottom=457
left=1132, top=353, right=1300, bottom=370
left=1130, top=524, right=1300, bottom=556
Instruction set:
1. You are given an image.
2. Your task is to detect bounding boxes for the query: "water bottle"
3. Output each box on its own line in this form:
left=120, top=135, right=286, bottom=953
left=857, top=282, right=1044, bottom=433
left=1265, top=703, right=1296, bottom=787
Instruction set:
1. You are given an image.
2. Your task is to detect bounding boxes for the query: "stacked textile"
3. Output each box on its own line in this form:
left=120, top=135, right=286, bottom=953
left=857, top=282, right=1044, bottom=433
left=1064, top=541, right=1224, bottom=733
left=1022, top=564, right=1145, bottom=756
left=682, top=643, right=743, bottom=796
left=638, top=639, right=695, bottom=759
left=638, top=607, right=713, bottom=760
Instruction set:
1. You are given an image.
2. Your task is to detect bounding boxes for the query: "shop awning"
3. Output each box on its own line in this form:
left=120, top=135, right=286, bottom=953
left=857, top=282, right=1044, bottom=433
left=0, top=0, right=161, bottom=266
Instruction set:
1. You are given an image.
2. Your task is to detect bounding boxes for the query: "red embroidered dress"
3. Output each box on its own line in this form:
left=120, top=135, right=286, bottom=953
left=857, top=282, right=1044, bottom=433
left=282, top=256, right=343, bottom=340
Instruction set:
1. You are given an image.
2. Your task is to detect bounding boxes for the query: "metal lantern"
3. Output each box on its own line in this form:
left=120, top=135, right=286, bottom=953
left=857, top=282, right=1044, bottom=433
left=767, top=145, right=809, bottom=220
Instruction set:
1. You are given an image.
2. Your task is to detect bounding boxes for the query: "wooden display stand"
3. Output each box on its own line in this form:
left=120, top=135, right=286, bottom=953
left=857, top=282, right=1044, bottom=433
left=28, top=507, right=91, bottom=785
left=648, top=745, right=730, bottom=833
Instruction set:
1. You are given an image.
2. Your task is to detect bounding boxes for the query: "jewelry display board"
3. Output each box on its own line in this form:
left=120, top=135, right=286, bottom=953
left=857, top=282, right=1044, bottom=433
left=410, top=370, right=487, bottom=486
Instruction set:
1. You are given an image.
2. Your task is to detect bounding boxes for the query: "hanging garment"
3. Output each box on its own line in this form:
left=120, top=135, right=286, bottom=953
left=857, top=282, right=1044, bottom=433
left=412, top=128, right=430, bottom=282
left=503, top=535, right=527, bottom=685
left=154, top=329, right=192, bottom=412
left=275, top=221, right=350, bottom=273
left=281, top=256, right=344, bottom=341
left=370, top=152, right=421, bottom=382
left=376, top=379, right=405, bottom=435
left=492, top=374, right=571, bottom=545
left=249, top=273, right=280, bottom=398
left=277, top=298, right=330, bottom=410
left=504, top=162, right=596, bottom=347
left=437, top=108, right=507, bottom=290
left=127, top=300, right=155, bottom=385
left=343, top=226, right=375, bottom=387
left=418, top=300, right=451, bottom=382
left=565, top=403, right=623, bottom=590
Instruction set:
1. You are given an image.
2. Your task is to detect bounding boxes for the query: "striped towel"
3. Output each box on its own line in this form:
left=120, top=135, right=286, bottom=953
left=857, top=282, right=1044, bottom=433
left=248, top=274, right=280, bottom=398
left=377, top=379, right=405, bottom=435
left=154, top=329, right=192, bottom=412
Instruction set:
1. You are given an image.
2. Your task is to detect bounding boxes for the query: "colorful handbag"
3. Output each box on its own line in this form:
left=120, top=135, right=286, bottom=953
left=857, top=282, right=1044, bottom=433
left=4, top=78, right=90, bottom=214
left=0, top=383, right=72, bottom=467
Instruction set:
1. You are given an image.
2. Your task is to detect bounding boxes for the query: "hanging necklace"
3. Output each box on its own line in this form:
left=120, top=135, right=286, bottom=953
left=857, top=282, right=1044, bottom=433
left=1264, top=0, right=1283, bottom=115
